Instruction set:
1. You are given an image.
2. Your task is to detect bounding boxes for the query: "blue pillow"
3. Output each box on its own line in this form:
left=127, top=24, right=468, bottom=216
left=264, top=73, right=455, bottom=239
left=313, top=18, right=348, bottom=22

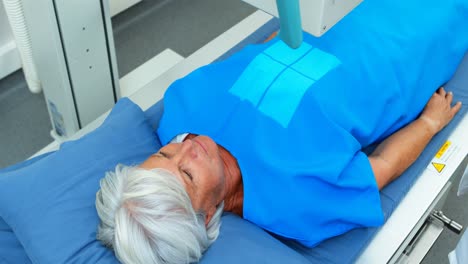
left=0, top=98, right=160, bottom=263
left=201, top=213, right=310, bottom=264
left=0, top=97, right=310, bottom=264
left=0, top=147, right=54, bottom=264
left=0, top=228, right=32, bottom=264
left=1, top=199, right=31, bottom=264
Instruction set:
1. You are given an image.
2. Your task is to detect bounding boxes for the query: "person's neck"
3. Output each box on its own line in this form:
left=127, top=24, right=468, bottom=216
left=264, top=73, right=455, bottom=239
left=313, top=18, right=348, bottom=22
left=217, top=144, right=244, bottom=217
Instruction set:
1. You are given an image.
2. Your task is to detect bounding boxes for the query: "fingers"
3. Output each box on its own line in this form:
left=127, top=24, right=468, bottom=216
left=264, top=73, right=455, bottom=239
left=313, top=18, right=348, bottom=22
left=438, top=87, right=447, bottom=97
left=451, top=101, right=462, bottom=116
left=439, top=87, right=459, bottom=110
left=446, top=90, right=461, bottom=115
left=446, top=91, right=453, bottom=104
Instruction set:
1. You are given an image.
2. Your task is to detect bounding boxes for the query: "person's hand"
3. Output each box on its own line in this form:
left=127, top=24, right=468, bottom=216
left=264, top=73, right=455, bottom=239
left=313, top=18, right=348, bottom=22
left=420, top=87, right=462, bottom=134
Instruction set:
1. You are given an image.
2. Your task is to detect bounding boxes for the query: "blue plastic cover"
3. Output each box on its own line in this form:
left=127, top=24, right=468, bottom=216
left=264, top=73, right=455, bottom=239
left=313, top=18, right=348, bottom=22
left=158, top=0, right=468, bottom=254
left=159, top=37, right=385, bottom=247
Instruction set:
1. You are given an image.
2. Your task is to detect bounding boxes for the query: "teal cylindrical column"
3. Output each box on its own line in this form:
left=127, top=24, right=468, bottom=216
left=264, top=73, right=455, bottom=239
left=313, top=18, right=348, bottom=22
left=276, top=0, right=303, bottom=49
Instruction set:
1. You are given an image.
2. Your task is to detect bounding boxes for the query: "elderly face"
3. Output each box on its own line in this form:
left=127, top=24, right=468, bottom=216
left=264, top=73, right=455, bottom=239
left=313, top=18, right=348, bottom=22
left=140, top=135, right=226, bottom=224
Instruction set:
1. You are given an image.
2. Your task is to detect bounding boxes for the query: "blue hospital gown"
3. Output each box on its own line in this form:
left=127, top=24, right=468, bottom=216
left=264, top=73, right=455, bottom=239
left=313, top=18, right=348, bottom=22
left=157, top=0, right=468, bottom=247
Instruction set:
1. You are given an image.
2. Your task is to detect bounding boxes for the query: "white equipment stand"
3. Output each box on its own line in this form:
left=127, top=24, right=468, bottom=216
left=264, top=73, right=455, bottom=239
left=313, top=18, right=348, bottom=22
left=20, top=0, right=120, bottom=138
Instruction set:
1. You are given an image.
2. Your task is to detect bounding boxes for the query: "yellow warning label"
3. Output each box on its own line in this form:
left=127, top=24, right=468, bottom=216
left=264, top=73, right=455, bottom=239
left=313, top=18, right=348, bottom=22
left=435, top=141, right=451, bottom=159
left=432, top=162, right=446, bottom=173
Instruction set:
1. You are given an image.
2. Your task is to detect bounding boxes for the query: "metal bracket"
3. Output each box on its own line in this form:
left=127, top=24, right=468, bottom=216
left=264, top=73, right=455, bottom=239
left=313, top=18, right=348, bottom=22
left=431, top=210, right=463, bottom=235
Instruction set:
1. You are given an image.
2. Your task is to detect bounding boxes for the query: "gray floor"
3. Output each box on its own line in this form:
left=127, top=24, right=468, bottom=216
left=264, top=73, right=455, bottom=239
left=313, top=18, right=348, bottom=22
left=0, top=0, right=466, bottom=263
left=0, top=70, right=52, bottom=168
left=112, top=0, right=255, bottom=77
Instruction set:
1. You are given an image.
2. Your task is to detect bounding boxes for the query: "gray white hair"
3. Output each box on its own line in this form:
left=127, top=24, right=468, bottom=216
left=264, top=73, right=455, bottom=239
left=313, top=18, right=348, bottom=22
left=95, top=164, right=224, bottom=264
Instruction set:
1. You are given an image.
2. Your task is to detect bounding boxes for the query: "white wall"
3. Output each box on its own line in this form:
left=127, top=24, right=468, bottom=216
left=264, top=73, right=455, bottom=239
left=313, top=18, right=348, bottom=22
left=0, top=2, right=21, bottom=80
left=0, top=0, right=141, bottom=81
left=110, top=0, right=141, bottom=17
left=0, top=3, right=13, bottom=43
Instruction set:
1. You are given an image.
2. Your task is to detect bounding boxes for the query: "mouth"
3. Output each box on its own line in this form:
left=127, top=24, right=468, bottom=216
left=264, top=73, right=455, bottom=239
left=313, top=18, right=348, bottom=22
left=193, top=138, right=208, bottom=155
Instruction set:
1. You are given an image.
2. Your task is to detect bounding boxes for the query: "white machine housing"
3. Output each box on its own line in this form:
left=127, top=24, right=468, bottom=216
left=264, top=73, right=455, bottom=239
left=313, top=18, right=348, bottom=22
left=243, top=0, right=363, bottom=37
left=19, top=0, right=120, bottom=138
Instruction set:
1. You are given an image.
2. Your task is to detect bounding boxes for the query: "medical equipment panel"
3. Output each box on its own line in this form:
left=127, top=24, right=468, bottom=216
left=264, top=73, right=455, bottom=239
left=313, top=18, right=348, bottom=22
left=19, top=0, right=119, bottom=138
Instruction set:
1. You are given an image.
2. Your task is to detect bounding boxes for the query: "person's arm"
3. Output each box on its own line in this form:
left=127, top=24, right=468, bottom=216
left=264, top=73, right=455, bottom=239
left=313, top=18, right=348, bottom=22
left=369, top=87, right=462, bottom=190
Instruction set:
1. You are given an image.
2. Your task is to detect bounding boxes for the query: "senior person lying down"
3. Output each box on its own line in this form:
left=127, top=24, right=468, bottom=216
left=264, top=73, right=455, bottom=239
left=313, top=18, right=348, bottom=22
left=96, top=87, right=460, bottom=263
left=95, top=0, right=467, bottom=263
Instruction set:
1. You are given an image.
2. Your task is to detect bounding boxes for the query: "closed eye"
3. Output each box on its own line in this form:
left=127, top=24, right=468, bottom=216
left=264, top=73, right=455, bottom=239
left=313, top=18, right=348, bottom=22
left=159, top=150, right=193, bottom=182
left=183, top=170, right=193, bottom=181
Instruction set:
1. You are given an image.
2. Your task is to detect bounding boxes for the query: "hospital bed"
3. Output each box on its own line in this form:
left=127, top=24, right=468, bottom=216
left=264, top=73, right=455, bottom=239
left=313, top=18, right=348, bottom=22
left=2, top=5, right=467, bottom=264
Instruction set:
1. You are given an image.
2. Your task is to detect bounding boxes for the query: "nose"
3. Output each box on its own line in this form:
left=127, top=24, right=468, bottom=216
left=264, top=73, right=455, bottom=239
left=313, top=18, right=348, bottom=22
left=179, top=139, right=198, bottom=159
